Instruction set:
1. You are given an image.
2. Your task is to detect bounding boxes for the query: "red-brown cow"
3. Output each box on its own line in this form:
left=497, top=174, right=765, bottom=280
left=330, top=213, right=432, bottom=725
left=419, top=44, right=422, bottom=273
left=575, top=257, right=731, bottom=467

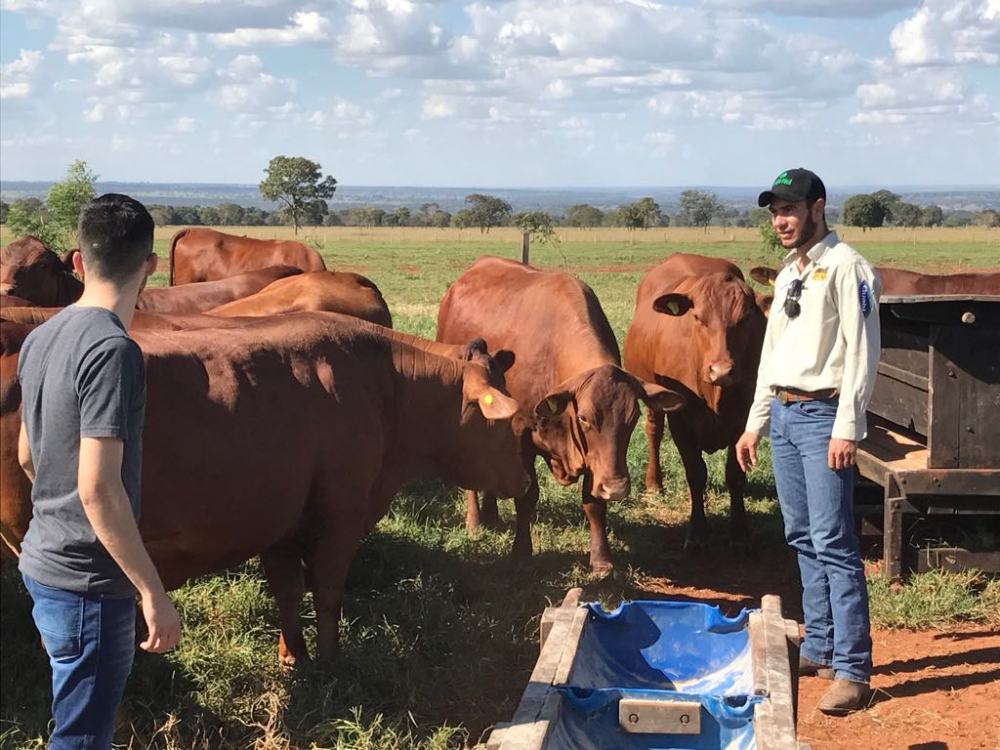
left=624, top=254, right=767, bottom=549
left=136, top=265, right=302, bottom=313
left=437, top=256, right=682, bottom=573
left=0, top=313, right=529, bottom=663
left=0, top=237, right=82, bottom=307
left=208, top=271, right=393, bottom=327
left=750, top=265, right=1000, bottom=296
left=169, top=228, right=326, bottom=285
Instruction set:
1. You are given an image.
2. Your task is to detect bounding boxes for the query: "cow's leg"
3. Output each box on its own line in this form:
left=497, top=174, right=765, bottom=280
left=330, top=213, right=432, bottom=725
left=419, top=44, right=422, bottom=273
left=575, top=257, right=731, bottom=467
left=465, top=490, right=482, bottom=532
left=308, top=521, right=367, bottom=660
left=670, top=420, right=708, bottom=551
left=511, top=465, right=539, bottom=559
left=479, top=493, right=501, bottom=529
left=583, top=474, right=614, bottom=576
left=260, top=545, right=308, bottom=667
left=725, top=443, right=750, bottom=550
left=644, top=408, right=666, bottom=493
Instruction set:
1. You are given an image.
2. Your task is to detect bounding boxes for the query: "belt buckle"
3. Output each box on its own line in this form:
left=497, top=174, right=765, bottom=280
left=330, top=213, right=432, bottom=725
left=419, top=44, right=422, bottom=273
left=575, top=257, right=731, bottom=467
left=777, top=389, right=789, bottom=405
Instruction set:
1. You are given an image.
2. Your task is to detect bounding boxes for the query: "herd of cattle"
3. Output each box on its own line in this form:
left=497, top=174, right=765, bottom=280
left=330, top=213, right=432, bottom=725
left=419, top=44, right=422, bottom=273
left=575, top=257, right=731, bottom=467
left=1, top=229, right=998, bottom=664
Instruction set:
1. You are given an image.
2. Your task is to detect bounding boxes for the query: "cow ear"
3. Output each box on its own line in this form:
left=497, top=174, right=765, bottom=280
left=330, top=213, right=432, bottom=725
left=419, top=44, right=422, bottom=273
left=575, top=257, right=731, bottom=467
left=535, top=391, right=572, bottom=418
left=633, top=378, right=684, bottom=412
left=476, top=387, right=519, bottom=420
left=461, top=337, right=489, bottom=361
left=493, top=349, right=515, bottom=373
left=652, top=293, right=693, bottom=317
left=750, top=266, right=777, bottom=287
left=755, top=293, right=773, bottom=317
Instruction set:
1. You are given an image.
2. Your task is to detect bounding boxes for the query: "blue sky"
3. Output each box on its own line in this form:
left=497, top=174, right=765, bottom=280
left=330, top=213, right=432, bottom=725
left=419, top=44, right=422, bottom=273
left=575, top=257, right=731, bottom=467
left=1, top=0, right=998, bottom=187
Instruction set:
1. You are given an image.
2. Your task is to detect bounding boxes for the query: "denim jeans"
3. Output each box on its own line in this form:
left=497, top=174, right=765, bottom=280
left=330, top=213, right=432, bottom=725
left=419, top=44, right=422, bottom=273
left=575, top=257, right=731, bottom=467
left=769, top=398, right=872, bottom=683
left=22, top=573, right=137, bottom=750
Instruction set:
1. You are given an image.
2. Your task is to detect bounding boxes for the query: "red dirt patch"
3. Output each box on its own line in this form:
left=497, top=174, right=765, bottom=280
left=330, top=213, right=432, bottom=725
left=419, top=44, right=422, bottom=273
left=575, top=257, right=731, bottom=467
left=798, top=626, right=1000, bottom=750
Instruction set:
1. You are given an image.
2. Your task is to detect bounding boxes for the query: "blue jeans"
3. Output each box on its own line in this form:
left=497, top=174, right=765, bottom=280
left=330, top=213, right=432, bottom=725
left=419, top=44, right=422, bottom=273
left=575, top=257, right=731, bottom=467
left=22, top=573, right=137, bottom=750
left=769, top=398, right=872, bottom=683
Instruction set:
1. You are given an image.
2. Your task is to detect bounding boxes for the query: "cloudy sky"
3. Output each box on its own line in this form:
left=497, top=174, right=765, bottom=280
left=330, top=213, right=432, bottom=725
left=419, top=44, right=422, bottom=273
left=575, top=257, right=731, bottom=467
left=1, top=0, right=998, bottom=187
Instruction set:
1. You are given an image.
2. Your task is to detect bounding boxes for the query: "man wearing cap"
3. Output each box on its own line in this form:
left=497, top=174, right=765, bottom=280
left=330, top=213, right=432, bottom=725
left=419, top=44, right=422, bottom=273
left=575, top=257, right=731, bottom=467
left=735, top=168, right=880, bottom=715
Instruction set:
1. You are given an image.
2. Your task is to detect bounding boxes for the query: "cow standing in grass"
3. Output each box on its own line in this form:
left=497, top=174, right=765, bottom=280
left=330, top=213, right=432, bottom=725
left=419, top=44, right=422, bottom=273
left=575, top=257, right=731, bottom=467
left=169, top=228, right=326, bottom=285
left=624, top=253, right=768, bottom=549
left=436, top=256, right=682, bottom=574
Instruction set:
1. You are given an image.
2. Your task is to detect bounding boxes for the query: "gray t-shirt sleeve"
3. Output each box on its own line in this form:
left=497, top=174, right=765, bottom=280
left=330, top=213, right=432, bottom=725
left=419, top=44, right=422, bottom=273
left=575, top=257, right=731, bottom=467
left=75, top=338, right=144, bottom=440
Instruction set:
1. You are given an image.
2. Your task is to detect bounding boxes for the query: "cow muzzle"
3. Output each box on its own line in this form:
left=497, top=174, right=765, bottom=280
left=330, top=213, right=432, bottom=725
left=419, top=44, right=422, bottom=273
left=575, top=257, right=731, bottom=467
left=592, top=476, right=630, bottom=502
left=705, top=361, right=734, bottom=386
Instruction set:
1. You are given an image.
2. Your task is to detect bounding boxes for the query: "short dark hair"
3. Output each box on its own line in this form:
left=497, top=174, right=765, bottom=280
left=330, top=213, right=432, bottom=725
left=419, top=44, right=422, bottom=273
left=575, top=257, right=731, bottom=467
left=78, top=193, right=154, bottom=284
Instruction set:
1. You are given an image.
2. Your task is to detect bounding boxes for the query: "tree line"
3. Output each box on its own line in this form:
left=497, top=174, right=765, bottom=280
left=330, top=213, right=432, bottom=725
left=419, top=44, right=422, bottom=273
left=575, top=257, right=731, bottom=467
left=2, top=157, right=997, bottom=252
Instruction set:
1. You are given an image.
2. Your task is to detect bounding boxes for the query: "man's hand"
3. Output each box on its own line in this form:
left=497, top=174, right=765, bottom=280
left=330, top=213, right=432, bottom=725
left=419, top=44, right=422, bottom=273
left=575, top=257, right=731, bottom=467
left=735, top=431, right=760, bottom=473
left=828, top=438, right=857, bottom=471
left=139, top=589, right=181, bottom=653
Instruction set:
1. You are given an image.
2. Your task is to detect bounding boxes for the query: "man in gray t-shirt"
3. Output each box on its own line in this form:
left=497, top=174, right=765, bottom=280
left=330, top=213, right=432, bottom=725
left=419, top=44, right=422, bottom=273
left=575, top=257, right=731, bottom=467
left=16, top=194, right=180, bottom=750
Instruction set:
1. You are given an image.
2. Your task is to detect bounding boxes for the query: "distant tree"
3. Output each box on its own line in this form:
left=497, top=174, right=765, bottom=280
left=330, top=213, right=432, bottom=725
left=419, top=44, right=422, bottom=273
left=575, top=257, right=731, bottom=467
left=464, top=193, right=512, bottom=233
left=842, top=194, right=885, bottom=230
left=634, top=197, right=663, bottom=229
left=890, top=202, right=922, bottom=228
left=942, top=210, right=975, bottom=228
left=613, top=202, right=645, bottom=230
left=217, top=203, right=246, bottom=225
left=350, top=206, right=385, bottom=227
left=0, top=200, right=8, bottom=224
left=513, top=211, right=558, bottom=245
left=6, top=198, right=62, bottom=249
left=452, top=208, right=476, bottom=229
left=748, top=207, right=771, bottom=226
left=265, top=210, right=286, bottom=226
left=322, top=212, right=343, bottom=226
left=919, top=205, right=944, bottom=227
left=300, top=199, right=328, bottom=227
left=392, top=207, right=411, bottom=227
left=147, top=206, right=174, bottom=227
left=565, top=204, right=605, bottom=228
left=259, top=156, right=337, bottom=235
left=41, top=159, right=98, bottom=248
left=243, top=207, right=269, bottom=226
left=975, top=209, right=1000, bottom=228
left=430, top=209, right=452, bottom=228
left=678, top=190, right=722, bottom=230
left=197, top=206, right=220, bottom=226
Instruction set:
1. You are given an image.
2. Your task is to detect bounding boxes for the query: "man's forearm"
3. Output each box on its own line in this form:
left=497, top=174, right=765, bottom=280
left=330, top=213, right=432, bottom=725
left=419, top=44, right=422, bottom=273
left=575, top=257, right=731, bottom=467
left=79, top=484, right=165, bottom=598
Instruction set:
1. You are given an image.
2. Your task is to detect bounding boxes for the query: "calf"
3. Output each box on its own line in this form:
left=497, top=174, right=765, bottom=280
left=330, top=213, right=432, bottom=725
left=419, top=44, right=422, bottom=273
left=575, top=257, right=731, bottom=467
left=437, top=256, right=681, bottom=574
left=624, top=253, right=767, bottom=549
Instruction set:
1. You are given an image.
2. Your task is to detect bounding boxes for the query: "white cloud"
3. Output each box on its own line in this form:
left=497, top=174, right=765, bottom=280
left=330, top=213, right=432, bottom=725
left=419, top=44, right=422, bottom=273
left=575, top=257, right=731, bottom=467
left=211, top=11, right=331, bottom=47
left=1, top=49, right=43, bottom=77
left=337, top=0, right=449, bottom=73
left=218, top=54, right=296, bottom=113
left=852, top=66, right=996, bottom=125
left=175, top=116, right=197, bottom=132
left=83, top=102, right=107, bottom=121
left=643, top=130, right=677, bottom=156
left=0, top=82, right=31, bottom=99
left=891, top=0, right=1000, bottom=66
left=421, top=94, right=456, bottom=120
left=707, top=0, right=918, bottom=17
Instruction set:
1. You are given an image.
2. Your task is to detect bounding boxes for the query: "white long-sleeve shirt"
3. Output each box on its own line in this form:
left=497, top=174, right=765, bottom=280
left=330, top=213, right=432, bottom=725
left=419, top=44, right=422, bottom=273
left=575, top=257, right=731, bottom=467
left=745, top=231, right=882, bottom=441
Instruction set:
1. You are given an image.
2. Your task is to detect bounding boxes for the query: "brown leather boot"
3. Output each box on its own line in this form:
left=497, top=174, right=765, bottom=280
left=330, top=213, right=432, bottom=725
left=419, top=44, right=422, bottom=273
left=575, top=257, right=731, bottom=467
left=799, top=653, right=834, bottom=680
left=818, top=679, right=872, bottom=715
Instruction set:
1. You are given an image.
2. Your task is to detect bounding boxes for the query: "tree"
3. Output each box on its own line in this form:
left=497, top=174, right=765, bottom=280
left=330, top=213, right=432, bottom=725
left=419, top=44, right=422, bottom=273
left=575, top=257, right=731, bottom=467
left=43, top=159, right=98, bottom=248
left=613, top=202, right=645, bottom=230
left=678, top=190, right=722, bottom=229
left=0, top=201, right=9, bottom=224
left=748, top=207, right=771, bottom=226
left=452, top=208, right=476, bottom=229
left=942, top=210, right=975, bottom=228
left=349, top=206, right=385, bottom=227
left=217, top=203, right=246, bottom=225
left=841, top=194, right=886, bottom=230
left=6, top=198, right=62, bottom=249
left=259, top=156, right=337, bottom=235
left=322, top=212, right=343, bottom=226
left=634, top=197, right=662, bottom=229
left=975, top=209, right=1000, bottom=228
left=393, top=207, right=411, bottom=227
left=148, top=206, right=175, bottom=227
left=463, top=193, right=512, bottom=233
left=920, top=205, right=944, bottom=227
left=513, top=211, right=558, bottom=245
left=430, top=209, right=452, bottom=228
left=890, top=202, right=921, bottom=228
left=565, top=204, right=604, bottom=228
left=197, top=206, right=221, bottom=226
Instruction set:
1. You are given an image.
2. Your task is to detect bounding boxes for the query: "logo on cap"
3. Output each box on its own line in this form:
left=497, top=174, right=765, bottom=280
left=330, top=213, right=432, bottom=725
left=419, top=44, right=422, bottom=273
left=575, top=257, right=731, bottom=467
left=773, top=171, right=794, bottom=187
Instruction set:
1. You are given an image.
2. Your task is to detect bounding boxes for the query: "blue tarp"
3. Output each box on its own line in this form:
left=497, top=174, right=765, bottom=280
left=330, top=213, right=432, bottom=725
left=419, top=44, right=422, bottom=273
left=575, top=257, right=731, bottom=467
left=544, top=600, right=760, bottom=750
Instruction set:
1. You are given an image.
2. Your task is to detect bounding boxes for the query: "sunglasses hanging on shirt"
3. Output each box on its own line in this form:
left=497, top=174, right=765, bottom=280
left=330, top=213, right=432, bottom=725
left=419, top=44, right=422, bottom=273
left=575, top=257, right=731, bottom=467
left=784, top=278, right=804, bottom=319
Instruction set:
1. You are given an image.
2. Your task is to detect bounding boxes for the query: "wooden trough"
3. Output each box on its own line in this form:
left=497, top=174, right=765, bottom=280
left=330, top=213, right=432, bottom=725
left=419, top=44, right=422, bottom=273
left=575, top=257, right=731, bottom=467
left=486, top=591, right=808, bottom=750
left=857, top=294, right=1000, bottom=580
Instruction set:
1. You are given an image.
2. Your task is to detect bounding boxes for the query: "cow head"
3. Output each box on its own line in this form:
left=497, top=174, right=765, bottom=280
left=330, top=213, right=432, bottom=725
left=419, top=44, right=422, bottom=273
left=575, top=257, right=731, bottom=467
left=532, top=364, right=682, bottom=501
left=452, top=342, right=530, bottom=499
left=653, top=272, right=765, bottom=386
left=0, top=238, right=83, bottom=307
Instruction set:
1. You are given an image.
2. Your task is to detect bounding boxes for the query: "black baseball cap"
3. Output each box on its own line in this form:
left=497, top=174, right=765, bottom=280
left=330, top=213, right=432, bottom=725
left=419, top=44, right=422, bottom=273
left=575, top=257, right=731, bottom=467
left=757, top=168, right=826, bottom=207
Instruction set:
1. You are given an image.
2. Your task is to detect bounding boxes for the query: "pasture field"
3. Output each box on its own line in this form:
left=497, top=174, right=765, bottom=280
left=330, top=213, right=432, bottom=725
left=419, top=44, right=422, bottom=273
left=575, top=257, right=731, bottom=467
left=2, top=226, right=999, bottom=749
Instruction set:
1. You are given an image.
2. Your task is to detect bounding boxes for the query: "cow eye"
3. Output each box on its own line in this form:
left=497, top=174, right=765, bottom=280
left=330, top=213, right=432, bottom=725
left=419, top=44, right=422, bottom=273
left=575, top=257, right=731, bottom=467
left=577, top=414, right=591, bottom=428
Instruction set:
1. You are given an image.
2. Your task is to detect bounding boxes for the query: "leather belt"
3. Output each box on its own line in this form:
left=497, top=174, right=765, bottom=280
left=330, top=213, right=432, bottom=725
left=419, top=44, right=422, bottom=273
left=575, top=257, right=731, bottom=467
left=775, top=387, right=839, bottom=404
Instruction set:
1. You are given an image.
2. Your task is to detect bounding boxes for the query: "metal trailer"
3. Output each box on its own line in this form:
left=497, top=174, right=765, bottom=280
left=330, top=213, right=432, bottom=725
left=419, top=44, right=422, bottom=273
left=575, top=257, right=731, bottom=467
left=856, top=294, right=1000, bottom=581
left=487, top=591, right=807, bottom=750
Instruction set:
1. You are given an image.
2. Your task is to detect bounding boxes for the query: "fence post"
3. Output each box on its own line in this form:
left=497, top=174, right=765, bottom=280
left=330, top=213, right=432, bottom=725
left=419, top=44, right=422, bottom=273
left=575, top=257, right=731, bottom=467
left=521, top=232, right=530, bottom=264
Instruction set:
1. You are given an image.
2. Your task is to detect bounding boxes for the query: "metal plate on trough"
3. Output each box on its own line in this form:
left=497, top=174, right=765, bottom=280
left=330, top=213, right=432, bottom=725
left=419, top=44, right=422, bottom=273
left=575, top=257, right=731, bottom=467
left=619, top=697, right=701, bottom=734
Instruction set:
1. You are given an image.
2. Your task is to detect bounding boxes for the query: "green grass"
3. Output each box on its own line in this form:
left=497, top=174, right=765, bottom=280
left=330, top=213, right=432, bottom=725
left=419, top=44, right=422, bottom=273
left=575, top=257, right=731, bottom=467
left=3, top=228, right=997, bottom=749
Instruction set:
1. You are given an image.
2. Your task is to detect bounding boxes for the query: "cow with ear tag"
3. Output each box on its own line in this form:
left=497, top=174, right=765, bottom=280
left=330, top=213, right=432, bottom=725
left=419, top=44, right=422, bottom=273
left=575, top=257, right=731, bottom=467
left=624, top=253, right=768, bottom=550
left=0, top=237, right=83, bottom=307
left=437, top=255, right=683, bottom=575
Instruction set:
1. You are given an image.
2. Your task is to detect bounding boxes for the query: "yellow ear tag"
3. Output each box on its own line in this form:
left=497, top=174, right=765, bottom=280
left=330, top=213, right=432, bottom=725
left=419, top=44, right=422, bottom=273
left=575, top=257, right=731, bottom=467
left=483, top=393, right=494, bottom=406
left=667, top=301, right=680, bottom=315
left=768, top=278, right=775, bottom=287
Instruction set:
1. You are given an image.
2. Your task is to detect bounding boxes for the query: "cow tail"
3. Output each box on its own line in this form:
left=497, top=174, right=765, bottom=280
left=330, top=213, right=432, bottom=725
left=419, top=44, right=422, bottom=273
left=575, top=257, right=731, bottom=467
left=167, top=229, right=186, bottom=286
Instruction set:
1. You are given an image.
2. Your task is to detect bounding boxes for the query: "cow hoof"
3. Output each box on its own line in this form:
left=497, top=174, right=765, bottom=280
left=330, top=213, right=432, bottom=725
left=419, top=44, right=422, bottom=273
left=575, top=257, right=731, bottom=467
left=589, top=560, right=615, bottom=578
left=644, top=482, right=664, bottom=495
left=279, top=653, right=300, bottom=670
